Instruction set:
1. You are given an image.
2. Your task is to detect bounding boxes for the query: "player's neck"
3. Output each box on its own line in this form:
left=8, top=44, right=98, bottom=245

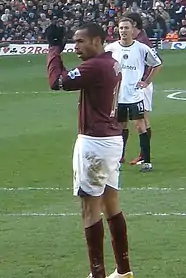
left=120, top=38, right=134, bottom=47
left=96, top=46, right=105, bottom=56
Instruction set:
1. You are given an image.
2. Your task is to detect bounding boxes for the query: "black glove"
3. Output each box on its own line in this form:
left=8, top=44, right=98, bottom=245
left=45, top=23, right=67, bottom=52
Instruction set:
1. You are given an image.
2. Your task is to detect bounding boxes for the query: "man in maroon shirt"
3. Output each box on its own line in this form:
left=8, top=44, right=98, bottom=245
left=46, top=23, right=134, bottom=278
left=125, top=13, right=157, bottom=165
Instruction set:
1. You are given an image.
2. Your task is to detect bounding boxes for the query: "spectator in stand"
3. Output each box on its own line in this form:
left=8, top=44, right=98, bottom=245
left=0, top=19, right=5, bottom=39
left=113, top=25, right=119, bottom=39
left=122, top=2, right=128, bottom=14
left=156, top=5, right=171, bottom=31
left=127, top=1, right=142, bottom=13
left=0, top=0, right=186, bottom=43
left=154, top=6, right=167, bottom=38
left=174, top=0, right=185, bottom=25
left=178, top=26, right=186, bottom=40
left=164, top=0, right=176, bottom=27
left=180, top=17, right=186, bottom=28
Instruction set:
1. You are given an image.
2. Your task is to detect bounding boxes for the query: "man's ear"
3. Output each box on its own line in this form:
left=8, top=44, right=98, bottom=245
left=93, top=36, right=102, bottom=46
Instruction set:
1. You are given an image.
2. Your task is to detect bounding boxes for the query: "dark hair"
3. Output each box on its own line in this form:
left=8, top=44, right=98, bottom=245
left=118, top=17, right=134, bottom=25
left=78, top=23, right=106, bottom=44
left=126, top=13, right=143, bottom=30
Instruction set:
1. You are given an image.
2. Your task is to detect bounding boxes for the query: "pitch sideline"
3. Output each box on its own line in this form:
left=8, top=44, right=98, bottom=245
left=1, top=212, right=186, bottom=217
left=0, top=186, right=185, bottom=191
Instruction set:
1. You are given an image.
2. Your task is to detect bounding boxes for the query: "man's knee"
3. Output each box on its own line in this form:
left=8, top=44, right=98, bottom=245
left=81, top=196, right=102, bottom=227
left=134, top=118, right=146, bottom=134
left=102, top=186, right=121, bottom=219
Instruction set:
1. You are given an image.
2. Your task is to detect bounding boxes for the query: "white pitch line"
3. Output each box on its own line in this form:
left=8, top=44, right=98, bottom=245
left=167, top=92, right=186, bottom=101
left=0, top=91, right=51, bottom=95
left=0, top=91, right=74, bottom=95
left=0, top=187, right=68, bottom=191
left=164, top=89, right=186, bottom=93
left=0, top=186, right=185, bottom=191
left=1, top=212, right=186, bottom=217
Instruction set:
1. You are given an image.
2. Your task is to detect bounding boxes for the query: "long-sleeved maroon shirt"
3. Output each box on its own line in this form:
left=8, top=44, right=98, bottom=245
left=47, top=46, right=122, bottom=137
left=136, top=29, right=154, bottom=81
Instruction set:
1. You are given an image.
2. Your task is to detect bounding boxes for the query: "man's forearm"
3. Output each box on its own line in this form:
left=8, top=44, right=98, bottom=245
left=47, top=46, right=67, bottom=90
left=47, top=46, right=85, bottom=91
left=145, top=65, right=162, bottom=85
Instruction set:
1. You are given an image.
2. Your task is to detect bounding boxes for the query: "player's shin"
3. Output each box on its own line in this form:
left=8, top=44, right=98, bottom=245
left=137, top=128, right=151, bottom=163
left=82, top=197, right=106, bottom=278
left=146, top=127, right=151, bottom=140
left=139, top=132, right=150, bottom=163
left=85, top=219, right=106, bottom=278
left=107, top=212, right=131, bottom=275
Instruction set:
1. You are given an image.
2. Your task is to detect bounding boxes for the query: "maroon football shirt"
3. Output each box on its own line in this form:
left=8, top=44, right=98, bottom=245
left=136, top=29, right=153, bottom=48
left=47, top=46, right=122, bottom=137
left=136, top=29, right=153, bottom=80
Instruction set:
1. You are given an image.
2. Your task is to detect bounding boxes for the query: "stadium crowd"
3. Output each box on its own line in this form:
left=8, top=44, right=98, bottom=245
left=0, top=0, right=186, bottom=43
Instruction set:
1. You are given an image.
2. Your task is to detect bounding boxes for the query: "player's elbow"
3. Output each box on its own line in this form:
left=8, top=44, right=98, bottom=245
left=62, top=78, right=80, bottom=91
left=62, top=83, right=73, bottom=91
left=158, top=63, right=163, bottom=69
left=154, top=64, right=163, bottom=72
left=158, top=64, right=163, bottom=71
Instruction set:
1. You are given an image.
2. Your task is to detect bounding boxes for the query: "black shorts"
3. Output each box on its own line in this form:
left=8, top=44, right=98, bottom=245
left=117, top=100, right=145, bottom=122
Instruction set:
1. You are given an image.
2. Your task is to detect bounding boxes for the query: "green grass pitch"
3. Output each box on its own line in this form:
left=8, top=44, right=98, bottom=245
left=0, top=51, right=186, bottom=278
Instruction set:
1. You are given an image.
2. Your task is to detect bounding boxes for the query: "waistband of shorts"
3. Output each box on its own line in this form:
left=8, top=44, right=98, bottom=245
left=77, top=134, right=122, bottom=141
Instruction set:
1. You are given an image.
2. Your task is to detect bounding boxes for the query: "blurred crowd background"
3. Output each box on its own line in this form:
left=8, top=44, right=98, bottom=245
left=0, top=0, right=186, bottom=43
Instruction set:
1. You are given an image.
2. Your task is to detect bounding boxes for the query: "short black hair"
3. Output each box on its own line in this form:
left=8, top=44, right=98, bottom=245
left=78, top=23, right=106, bottom=44
left=118, top=17, right=134, bottom=26
left=126, top=13, right=143, bottom=30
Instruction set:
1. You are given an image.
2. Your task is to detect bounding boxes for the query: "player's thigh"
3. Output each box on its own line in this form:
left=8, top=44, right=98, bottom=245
left=105, top=138, right=123, bottom=190
left=73, top=136, right=122, bottom=197
left=144, top=83, right=153, bottom=112
left=117, top=103, right=128, bottom=122
left=128, top=100, right=145, bottom=121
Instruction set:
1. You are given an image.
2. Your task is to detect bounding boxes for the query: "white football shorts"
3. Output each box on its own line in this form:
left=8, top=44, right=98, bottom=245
left=73, top=134, right=123, bottom=197
left=144, top=83, right=153, bottom=112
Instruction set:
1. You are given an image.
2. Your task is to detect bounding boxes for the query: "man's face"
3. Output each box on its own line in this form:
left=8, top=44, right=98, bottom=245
left=108, top=21, right=114, bottom=27
left=119, top=21, right=133, bottom=41
left=182, top=19, right=186, bottom=26
left=30, top=22, right=35, bottom=28
left=180, top=27, right=186, bottom=35
left=74, top=29, right=98, bottom=61
left=158, top=6, right=163, bottom=12
left=132, top=2, right=137, bottom=8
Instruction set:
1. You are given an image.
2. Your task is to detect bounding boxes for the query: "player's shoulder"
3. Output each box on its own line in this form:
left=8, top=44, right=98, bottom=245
left=134, top=40, right=151, bottom=51
left=105, top=40, right=120, bottom=51
left=81, top=52, right=115, bottom=69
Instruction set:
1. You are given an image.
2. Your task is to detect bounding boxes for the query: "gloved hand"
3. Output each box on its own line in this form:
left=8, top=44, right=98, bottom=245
left=45, top=23, right=67, bottom=52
